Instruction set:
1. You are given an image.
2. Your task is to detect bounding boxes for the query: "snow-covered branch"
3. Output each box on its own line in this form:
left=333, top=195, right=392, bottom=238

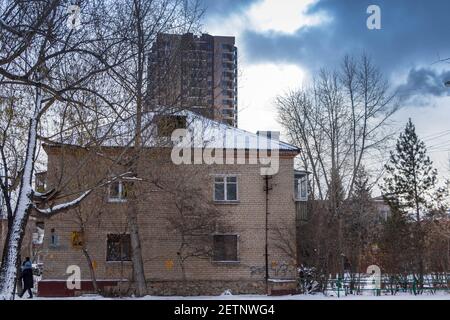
left=33, top=190, right=92, bottom=217
left=32, top=171, right=133, bottom=216
left=32, top=188, right=57, bottom=201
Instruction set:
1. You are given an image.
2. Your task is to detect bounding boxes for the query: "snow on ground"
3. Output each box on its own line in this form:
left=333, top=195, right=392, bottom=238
left=14, top=292, right=450, bottom=300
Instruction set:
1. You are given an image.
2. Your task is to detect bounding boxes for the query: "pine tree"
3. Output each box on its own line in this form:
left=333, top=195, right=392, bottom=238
left=381, top=118, right=438, bottom=221
left=380, top=118, right=439, bottom=288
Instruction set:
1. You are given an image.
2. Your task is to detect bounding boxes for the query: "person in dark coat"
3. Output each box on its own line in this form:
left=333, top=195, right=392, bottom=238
left=19, top=257, right=33, bottom=298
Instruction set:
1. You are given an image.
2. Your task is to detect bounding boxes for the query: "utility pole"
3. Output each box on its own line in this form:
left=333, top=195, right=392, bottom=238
left=264, top=175, right=273, bottom=294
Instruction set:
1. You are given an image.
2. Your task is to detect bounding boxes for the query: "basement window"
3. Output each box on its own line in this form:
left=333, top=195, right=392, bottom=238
left=213, top=234, right=238, bottom=262
left=106, top=234, right=131, bottom=262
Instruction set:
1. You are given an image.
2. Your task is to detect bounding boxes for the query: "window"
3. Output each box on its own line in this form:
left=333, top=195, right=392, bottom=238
left=106, top=234, right=131, bottom=262
left=214, top=176, right=238, bottom=202
left=379, top=209, right=389, bottom=221
left=35, top=172, right=47, bottom=193
left=221, top=109, right=234, bottom=117
left=294, top=175, right=308, bottom=201
left=108, top=181, right=128, bottom=202
left=213, top=235, right=238, bottom=262
left=50, top=228, right=59, bottom=247
left=222, top=53, right=233, bottom=60
left=32, top=222, right=45, bottom=245
left=221, top=44, right=234, bottom=52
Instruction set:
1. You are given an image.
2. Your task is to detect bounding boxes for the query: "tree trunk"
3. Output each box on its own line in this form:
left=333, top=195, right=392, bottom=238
left=82, top=247, right=99, bottom=293
left=178, top=256, right=187, bottom=282
left=127, top=197, right=147, bottom=296
left=0, top=89, right=39, bottom=299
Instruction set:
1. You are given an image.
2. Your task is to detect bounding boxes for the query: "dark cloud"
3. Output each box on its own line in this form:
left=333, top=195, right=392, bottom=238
left=201, top=0, right=261, bottom=16
left=396, top=68, right=450, bottom=104
left=240, top=0, right=450, bottom=74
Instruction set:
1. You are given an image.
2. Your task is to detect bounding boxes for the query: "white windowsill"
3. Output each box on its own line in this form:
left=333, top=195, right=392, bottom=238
left=214, top=200, right=240, bottom=205
left=107, top=198, right=127, bottom=203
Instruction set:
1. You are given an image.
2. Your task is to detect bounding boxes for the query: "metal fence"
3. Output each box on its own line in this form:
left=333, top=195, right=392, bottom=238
left=323, top=274, right=450, bottom=297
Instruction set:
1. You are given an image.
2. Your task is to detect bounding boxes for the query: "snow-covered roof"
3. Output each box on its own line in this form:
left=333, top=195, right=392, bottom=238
left=46, top=109, right=300, bottom=153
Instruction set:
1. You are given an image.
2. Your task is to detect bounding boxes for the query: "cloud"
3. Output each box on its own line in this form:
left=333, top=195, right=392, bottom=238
left=200, top=0, right=450, bottom=182
left=245, top=0, right=327, bottom=34
left=203, top=0, right=326, bottom=38
left=238, top=63, right=305, bottom=133
left=396, top=68, right=450, bottom=106
left=240, top=0, right=450, bottom=73
left=201, top=0, right=261, bottom=16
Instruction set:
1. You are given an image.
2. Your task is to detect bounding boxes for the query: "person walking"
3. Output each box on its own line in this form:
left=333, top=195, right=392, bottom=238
left=18, top=257, right=34, bottom=299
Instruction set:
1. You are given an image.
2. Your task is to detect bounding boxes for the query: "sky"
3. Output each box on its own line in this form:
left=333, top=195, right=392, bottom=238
left=201, top=0, right=450, bottom=179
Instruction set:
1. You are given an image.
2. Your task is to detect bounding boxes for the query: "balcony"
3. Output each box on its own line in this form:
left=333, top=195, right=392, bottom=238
left=222, top=61, right=235, bottom=69
left=221, top=86, right=234, bottom=92
left=222, top=53, right=235, bottom=62
left=223, top=69, right=235, bottom=76
left=221, top=79, right=235, bottom=87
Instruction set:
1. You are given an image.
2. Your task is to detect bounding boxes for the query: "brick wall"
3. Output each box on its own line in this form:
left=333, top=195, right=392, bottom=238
left=38, top=146, right=298, bottom=296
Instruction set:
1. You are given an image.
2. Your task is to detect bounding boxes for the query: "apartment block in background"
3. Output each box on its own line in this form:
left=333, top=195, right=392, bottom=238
left=148, top=33, right=238, bottom=127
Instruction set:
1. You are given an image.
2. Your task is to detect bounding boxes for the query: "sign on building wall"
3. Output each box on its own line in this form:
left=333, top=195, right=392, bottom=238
left=71, top=231, right=84, bottom=249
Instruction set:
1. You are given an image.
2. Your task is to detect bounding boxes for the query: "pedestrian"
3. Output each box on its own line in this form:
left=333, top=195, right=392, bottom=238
left=18, top=257, right=33, bottom=299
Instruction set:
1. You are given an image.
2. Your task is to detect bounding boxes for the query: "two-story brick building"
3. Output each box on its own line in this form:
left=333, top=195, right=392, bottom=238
left=34, top=111, right=300, bottom=297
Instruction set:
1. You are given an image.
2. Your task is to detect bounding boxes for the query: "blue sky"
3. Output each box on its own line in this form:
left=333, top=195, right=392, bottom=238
left=202, top=0, right=450, bottom=177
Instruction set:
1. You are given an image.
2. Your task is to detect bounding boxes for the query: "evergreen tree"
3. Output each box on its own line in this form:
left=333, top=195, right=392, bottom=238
left=380, top=118, right=439, bottom=288
left=381, top=118, right=438, bottom=221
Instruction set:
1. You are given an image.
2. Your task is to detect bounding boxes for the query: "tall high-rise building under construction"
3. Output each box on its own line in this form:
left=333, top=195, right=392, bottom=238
left=148, top=33, right=238, bottom=127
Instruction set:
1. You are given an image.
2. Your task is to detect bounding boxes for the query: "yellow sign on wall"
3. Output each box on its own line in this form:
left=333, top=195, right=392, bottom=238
left=71, top=231, right=84, bottom=249
left=165, top=259, right=174, bottom=270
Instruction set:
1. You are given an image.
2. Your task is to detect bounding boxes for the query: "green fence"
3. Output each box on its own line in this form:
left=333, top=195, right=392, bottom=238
left=326, top=274, right=450, bottom=297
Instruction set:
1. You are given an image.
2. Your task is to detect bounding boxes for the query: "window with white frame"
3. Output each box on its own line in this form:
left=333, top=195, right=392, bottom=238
left=108, top=181, right=128, bottom=202
left=294, top=175, right=308, bottom=201
left=214, top=176, right=238, bottom=202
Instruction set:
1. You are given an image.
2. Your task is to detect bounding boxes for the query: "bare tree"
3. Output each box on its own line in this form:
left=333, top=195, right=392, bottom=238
left=0, top=0, right=130, bottom=299
left=94, top=0, right=204, bottom=296
left=0, top=0, right=208, bottom=299
left=341, top=55, right=398, bottom=197
left=166, top=181, right=221, bottom=281
left=277, top=54, right=398, bottom=277
left=277, top=54, right=397, bottom=201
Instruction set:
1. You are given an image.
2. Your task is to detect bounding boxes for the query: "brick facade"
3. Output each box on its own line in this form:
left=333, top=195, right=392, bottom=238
left=37, top=146, right=299, bottom=296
